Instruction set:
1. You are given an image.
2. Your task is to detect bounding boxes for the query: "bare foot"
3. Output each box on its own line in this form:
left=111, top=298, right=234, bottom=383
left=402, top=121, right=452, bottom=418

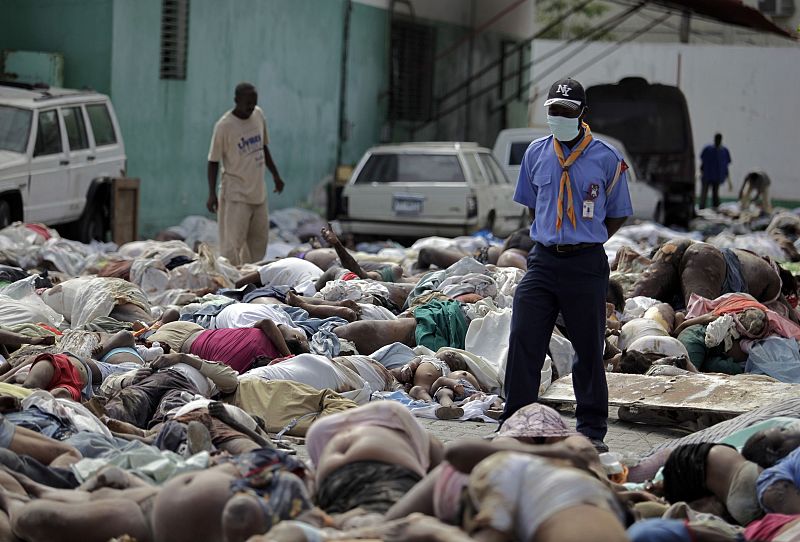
left=285, top=290, right=299, bottom=306
left=435, top=406, right=464, bottom=420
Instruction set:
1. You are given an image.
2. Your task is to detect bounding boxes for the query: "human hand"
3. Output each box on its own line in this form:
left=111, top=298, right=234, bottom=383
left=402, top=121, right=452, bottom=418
left=150, top=355, right=181, bottom=370
left=33, top=335, right=56, bottom=346
left=206, top=193, right=218, bottom=213
left=125, top=367, right=153, bottom=386
left=274, top=177, right=285, bottom=194
left=320, top=223, right=340, bottom=246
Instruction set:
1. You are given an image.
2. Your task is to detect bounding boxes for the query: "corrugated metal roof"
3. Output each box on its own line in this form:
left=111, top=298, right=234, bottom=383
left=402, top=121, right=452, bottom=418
left=652, top=0, right=796, bottom=38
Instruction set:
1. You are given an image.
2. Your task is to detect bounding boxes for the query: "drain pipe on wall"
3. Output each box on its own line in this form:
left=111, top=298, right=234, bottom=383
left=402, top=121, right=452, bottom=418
left=335, top=0, right=352, bottom=168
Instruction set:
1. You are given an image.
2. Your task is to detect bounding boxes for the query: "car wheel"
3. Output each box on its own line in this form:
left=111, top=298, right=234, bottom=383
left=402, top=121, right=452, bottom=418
left=486, top=211, right=496, bottom=233
left=78, top=203, right=108, bottom=242
left=0, top=200, right=11, bottom=230
left=654, top=201, right=665, bottom=225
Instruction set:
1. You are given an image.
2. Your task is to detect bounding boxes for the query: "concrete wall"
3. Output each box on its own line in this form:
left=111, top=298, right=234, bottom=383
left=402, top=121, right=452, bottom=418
left=527, top=40, right=800, bottom=201
left=110, top=0, right=359, bottom=236
left=0, top=0, right=113, bottom=93
left=341, top=1, right=390, bottom=165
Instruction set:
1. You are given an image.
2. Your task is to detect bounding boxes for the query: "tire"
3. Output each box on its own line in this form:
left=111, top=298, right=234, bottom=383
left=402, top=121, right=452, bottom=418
left=654, top=201, right=665, bottom=225
left=0, top=199, right=11, bottom=230
left=78, top=203, right=108, bottom=242
left=486, top=210, right=496, bottom=233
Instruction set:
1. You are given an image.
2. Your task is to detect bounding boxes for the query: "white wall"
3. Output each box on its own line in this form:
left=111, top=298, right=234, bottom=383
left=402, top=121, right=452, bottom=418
left=527, top=40, right=800, bottom=201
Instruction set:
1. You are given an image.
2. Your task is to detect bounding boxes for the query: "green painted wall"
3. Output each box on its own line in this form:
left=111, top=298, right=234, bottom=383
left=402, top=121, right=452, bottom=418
left=111, top=0, right=351, bottom=236
left=341, top=2, right=389, bottom=165
left=0, top=0, right=112, bottom=93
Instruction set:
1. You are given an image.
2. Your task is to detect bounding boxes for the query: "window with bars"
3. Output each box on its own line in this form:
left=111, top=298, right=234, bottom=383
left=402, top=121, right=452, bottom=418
left=389, top=19, right=435, bottom=122
left=160, top=0, right=190, bottom=80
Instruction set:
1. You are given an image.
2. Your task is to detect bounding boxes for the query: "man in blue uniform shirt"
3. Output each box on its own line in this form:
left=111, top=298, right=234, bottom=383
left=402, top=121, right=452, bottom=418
left=699, top=133, right=732, bottom=210
left=501, top=77, right=633, bottom=452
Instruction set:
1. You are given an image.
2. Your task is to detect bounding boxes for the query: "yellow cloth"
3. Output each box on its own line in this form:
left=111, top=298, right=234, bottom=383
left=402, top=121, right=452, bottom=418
left=230, top=379, right=357, bottom=437
left=553, top=122, right=593, bottom=231
left=0, top=382, right=33, bottom=399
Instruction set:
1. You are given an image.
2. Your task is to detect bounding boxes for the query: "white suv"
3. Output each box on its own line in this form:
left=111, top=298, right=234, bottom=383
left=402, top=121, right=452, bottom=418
left=0, top=82, right=126, bottom=240
left=339, top=142, right=525, bottom=239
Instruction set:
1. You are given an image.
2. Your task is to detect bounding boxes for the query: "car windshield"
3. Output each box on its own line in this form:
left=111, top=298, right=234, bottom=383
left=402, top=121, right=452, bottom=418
left=0, top=106, right=33, bottom=153
left=355, top=153, right=465, bottom=183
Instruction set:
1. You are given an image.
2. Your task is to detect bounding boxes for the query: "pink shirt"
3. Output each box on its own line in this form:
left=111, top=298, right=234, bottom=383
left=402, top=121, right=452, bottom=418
left=190, top=327, right=280, bottom=373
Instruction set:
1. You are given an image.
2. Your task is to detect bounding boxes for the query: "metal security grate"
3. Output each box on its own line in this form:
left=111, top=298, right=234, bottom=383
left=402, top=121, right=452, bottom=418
left=160, top=0, right=189, bottom=80
left=389, top=19, right=435, bottom=122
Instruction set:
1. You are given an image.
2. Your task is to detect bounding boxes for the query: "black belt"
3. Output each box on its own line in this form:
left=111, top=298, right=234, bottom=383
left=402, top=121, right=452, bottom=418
left=537, top=242, right=601, bottom=254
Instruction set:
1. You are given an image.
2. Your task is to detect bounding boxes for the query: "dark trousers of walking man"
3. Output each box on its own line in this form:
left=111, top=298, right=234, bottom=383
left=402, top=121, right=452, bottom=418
left=501, top=243, right=610, bottom=441
left=700, top=181, right=721, bottom=209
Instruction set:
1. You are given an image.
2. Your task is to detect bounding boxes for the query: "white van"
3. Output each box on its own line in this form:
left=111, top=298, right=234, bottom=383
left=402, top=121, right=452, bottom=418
left=493, top=127, right=664, bottom=222
left=0, top=82, right=126, bottom=240
left=339, top=142, right=525, bottom=238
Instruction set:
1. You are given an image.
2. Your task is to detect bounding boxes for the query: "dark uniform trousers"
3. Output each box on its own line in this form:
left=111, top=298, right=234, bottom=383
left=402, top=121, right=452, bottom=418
left=501, top=242, right=610, bottom=440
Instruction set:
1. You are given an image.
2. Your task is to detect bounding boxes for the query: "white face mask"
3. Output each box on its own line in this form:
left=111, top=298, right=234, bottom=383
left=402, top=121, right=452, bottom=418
left=547, top=114, right=581, bottom=142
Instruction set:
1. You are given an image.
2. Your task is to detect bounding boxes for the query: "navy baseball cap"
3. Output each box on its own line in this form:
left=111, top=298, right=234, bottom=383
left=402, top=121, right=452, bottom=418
left=543, top=77, right=586, bottom=112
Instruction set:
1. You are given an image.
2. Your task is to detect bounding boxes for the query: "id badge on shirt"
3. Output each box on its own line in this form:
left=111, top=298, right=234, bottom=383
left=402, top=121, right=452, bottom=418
left=582, top=200, right=595, bottom=219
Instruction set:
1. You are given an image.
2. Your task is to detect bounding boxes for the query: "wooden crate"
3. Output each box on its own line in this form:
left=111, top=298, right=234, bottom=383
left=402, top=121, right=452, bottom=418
left=111, top=177, right=139, bottom=244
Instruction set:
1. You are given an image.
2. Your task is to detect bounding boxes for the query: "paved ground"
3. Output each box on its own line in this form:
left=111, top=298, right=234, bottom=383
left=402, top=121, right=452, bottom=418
left=289, top=406, right=687, bottom=462
left=417, top=406, right=687, bottom=455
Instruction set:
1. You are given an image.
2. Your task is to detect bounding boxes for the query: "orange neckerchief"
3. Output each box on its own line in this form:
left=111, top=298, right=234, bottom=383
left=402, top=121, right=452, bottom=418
left=553, top=122, right=593, bottom=230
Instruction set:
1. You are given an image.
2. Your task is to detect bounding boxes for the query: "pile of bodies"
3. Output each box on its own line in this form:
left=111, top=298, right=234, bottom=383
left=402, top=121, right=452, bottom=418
left=1, top=207, right=800, bottom=541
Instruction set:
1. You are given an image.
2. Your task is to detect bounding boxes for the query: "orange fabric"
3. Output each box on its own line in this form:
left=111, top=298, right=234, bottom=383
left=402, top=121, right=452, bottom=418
left=711, top=297, right=770, bottom=316
left=33, top=353, right=84, bottom=401
left=553, top=122, right=593, bottom=231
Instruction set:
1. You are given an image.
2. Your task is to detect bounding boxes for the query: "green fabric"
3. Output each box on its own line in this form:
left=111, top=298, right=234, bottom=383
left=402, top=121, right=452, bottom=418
left=721, top=417, right=800, bottom=451
left=80, top=317, right=134, bottom=333
left=378, top=265, right=396, bottom=283
left=0, top=323, right=57, bottom=338
left=677, top=324, right=743, bottom=375
left=413, top=300, right=468, bottom=351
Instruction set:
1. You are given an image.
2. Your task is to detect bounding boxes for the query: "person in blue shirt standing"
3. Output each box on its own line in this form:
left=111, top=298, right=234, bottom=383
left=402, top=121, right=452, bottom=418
left=699, top=133, right=732, bottom=210
left=501, top=78, right=633, bottom=452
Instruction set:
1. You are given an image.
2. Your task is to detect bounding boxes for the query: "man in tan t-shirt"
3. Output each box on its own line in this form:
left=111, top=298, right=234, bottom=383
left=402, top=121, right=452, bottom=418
left=207, top=82, right=284, bottom=265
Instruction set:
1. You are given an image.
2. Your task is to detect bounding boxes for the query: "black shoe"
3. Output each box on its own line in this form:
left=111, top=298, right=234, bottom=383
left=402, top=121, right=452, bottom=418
left=589, top=438, right=609, bottom=453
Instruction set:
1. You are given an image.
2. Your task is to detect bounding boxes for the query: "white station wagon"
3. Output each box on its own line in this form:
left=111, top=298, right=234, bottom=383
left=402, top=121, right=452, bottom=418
left=339, top=142, right=525, bottom=239
left=0, top=82, right=126, bottom=240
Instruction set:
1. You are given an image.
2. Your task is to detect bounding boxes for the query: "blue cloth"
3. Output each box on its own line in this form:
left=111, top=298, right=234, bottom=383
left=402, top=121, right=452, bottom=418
left=700, top=144, right=732, bottom=184
left=280, top=306, right=348, bottom=357
left=179, top=299, right=236, bottom=329
left=757, top=446, right=800, bottom=510
left=501, top=243, right=609, bottom=440
left=514, top=133, right=633, bottom=246
left=628, top=519, right=691, bottom=542
left=722, top=248, right=747, bottom=294
left=6, top=406, right=75, bottom=440
left=100, top=347, right=143, bottom=364
left=746, top=337, right=800, bottom=384
left=65, top=431, right=132, bottom=458
left=370, top=342, right=417, bottom=369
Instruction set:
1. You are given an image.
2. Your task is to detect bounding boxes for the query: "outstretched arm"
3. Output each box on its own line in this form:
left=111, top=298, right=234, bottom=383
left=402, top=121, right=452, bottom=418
left=321, top=224, right=367, bottom=279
